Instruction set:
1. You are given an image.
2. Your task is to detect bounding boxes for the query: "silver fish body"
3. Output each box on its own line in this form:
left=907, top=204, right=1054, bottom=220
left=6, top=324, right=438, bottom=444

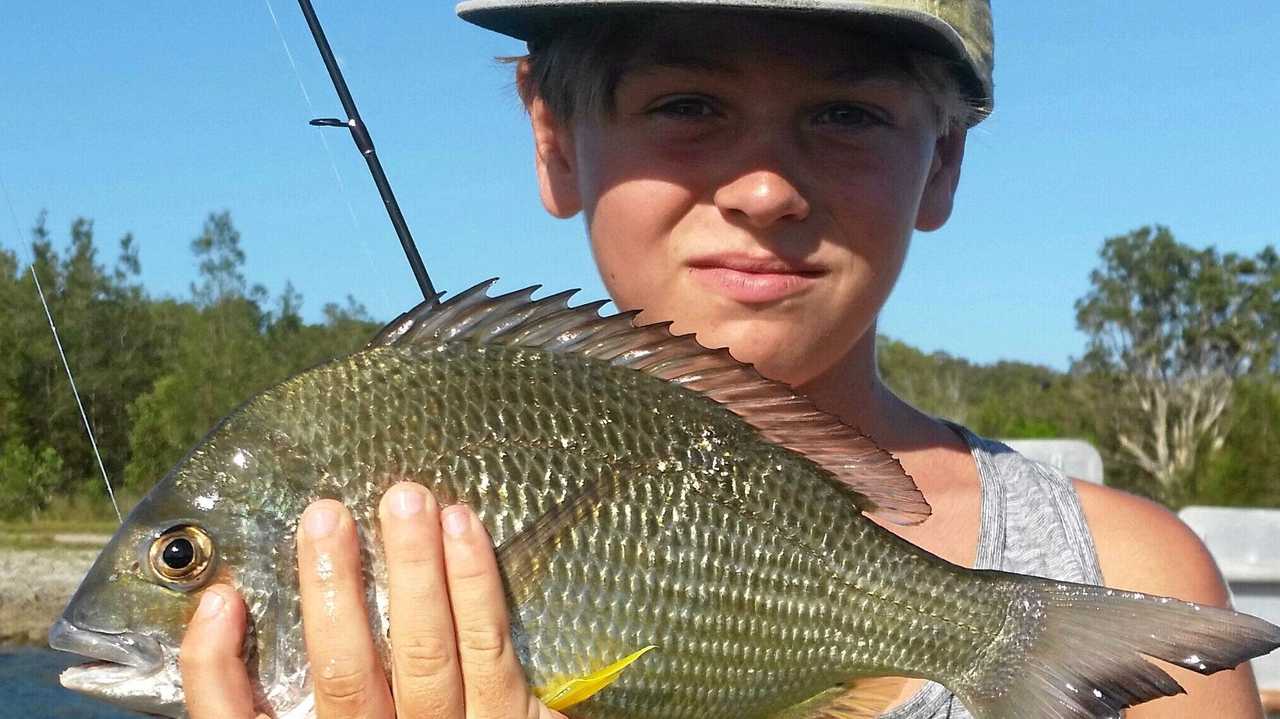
left=51, top=282, right=1280, bottom=719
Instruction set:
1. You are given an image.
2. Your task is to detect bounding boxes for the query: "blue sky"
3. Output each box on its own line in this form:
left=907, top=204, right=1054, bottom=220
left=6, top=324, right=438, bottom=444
left=2, top=1, right=1276, bottom=370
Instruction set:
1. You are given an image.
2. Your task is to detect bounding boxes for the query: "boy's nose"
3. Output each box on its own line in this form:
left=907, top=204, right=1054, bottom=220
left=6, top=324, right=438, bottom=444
left=714, top=169, right=811, bottom=229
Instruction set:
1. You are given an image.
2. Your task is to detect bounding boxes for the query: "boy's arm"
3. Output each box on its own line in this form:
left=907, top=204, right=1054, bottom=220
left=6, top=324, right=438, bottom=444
left=1074, top=480, right=1268, bottom=718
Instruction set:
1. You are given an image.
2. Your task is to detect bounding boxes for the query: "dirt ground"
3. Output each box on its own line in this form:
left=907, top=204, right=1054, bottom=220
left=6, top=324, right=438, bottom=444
left=0, top=547, right=100, bottom=645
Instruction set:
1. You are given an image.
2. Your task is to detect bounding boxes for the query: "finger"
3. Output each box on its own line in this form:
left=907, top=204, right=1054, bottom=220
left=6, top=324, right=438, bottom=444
left=297, top=500, right=395, bottom=719
left=440, top=504, right=539, bottom=719
left=379, top=482, right=464, bottom=718
left=180, top=585, right=266, bottom=719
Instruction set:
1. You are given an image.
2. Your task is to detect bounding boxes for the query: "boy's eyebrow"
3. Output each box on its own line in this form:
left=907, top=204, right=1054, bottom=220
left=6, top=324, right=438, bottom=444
left=623, top=53, right=741, bottom=78
left=824, top=62, right=912, bottom=85
left=621, top=54, right=909, bottom=86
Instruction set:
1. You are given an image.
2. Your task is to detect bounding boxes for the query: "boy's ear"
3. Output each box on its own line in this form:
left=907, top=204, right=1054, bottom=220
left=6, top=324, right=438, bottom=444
left=915, top=129, right=967, bottom=232
left=529, top=96, right=583, bottom=219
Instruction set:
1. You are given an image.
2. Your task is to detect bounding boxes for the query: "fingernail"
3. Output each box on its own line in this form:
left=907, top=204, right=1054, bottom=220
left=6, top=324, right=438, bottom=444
left=442, top=505, right=472, bottom=537
left=303, top=504, right=339, bottom=538
left=196, top=589, right=225, bottom=620
left=390, top=483, right=426, bottom=519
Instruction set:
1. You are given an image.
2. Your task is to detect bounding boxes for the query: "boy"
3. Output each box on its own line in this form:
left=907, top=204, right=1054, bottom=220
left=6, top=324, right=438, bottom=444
left=179, top=2, right=1267, bottom=717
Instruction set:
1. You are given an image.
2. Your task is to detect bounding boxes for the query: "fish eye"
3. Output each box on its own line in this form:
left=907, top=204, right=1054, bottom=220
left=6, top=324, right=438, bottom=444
left=148, top=525, right=215, bottom=588
left=163, top=538, right=194, bottom=569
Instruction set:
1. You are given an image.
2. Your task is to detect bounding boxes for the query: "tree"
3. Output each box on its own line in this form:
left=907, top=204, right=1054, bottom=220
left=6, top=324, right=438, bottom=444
left=0, top=214, right=158, bottom=506
left=876, top=338, right=970, bottom=424
left=2, top=209, right=381, bottom=518
left=0, top=439, right=64, bottom=520
left=1192, top=378, right=1280, bottom=508
left=877, top=337, right=1091, bottom=441
left=1074, top=226, right=1279, bottom=504
left=190, top=210, right=266, bottom=308
left=125, top=214, right=379, bottom=490
left=127, top=213, right=272, bottom=488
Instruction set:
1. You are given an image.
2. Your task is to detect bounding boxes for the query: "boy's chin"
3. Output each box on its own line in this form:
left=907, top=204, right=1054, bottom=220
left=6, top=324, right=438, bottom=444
left=630, top=298, right=864, bottom=387
left=703, top=331, right=838, bottom=388
left=750, top=356, right=829, bottom=388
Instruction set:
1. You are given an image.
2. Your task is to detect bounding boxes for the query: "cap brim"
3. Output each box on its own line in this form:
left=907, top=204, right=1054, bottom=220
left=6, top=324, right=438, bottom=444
left=456, top=0, right=991, bottom=113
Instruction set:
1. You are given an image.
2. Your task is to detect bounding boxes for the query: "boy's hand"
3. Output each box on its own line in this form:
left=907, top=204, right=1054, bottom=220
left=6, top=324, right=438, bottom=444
left=180, top=482, right=564, bottom=719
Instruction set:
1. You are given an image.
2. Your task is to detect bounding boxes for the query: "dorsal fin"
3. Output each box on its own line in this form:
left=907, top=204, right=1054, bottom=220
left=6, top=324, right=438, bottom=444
left=369, top=280, right=930, bottom=524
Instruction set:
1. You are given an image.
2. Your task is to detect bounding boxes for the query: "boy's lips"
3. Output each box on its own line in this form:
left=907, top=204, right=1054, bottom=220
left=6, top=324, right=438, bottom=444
left=686, top=253, right=825, bottom=304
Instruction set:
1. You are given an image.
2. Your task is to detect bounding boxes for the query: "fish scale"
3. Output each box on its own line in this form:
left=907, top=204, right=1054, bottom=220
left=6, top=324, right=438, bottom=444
left=49, top=282, right=1280, bottom=719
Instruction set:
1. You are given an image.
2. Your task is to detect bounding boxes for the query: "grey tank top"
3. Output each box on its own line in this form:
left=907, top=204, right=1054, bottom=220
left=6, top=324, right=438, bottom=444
left=881, top=423, right=1106, bottom=719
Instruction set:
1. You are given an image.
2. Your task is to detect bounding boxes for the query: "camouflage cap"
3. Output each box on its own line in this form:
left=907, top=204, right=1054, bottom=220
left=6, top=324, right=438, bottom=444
left=456, top=0, right=994, bottom=122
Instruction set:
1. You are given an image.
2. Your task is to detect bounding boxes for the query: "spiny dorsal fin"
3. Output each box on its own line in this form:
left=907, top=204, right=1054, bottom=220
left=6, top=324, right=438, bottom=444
left=369, top=280, right=930, bottom=524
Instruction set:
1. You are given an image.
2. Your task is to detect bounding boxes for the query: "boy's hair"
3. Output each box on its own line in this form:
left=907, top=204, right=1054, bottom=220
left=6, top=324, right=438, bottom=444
left=513, top=13, right=980, bottom=135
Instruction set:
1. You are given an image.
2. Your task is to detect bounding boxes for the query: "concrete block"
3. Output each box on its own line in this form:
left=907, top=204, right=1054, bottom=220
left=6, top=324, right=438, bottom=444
left=1179, top=506, right=1280, bottom=691
left=1001, top=438, right=1105, bottom=484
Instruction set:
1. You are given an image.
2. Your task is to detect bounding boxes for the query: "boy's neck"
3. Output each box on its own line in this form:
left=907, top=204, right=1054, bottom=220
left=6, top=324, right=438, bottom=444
left=797, top=325, right=953, bottom=457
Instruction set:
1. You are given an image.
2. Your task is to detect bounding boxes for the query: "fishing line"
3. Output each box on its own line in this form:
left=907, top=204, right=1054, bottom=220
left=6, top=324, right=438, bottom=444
left=0, top=170, right=123, bottom=523
left=262, top=0, right=393, bottom=317
left=29, top=269, right=122, bottom=523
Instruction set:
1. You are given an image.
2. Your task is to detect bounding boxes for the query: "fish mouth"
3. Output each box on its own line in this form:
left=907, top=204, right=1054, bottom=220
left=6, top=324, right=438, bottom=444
left=48, top=617, right=165, bottom=677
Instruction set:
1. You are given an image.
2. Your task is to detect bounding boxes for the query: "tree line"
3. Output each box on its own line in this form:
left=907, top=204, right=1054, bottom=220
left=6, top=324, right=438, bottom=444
left=0, top=214, right=1276, bottom=520
left=882, top=225, right=1279, bottom=508
left=0, top=212, right=378, bottom=518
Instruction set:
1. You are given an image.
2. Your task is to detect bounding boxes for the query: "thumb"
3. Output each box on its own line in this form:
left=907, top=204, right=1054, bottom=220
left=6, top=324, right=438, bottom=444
left=179, top=584, right=266, bottom=719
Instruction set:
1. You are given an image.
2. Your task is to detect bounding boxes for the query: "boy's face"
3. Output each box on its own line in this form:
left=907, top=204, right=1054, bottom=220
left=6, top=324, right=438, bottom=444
left=531, top=14, right=966, bottom=387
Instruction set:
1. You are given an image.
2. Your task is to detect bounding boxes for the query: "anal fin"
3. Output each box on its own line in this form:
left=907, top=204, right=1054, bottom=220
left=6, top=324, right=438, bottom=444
left=536, top=645, right=659, bottom=711
left=771, top=678, right=905, bottom=719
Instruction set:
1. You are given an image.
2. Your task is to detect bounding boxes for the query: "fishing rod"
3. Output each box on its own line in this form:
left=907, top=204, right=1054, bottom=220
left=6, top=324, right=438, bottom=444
left=294, top=0, right=437, bottom=301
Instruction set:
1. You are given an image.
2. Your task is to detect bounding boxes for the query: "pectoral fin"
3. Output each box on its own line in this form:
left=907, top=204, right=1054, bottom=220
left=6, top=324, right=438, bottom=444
left=536, top=645, right=659, bottom=711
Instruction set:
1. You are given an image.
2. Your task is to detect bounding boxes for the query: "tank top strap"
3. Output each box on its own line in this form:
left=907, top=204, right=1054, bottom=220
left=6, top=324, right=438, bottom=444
left=945, top=421, right=1105, bottom=585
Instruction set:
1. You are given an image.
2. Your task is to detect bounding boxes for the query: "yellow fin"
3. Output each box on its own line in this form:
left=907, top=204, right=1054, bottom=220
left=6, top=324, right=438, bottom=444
left=538, top=645, right=658, bottom=712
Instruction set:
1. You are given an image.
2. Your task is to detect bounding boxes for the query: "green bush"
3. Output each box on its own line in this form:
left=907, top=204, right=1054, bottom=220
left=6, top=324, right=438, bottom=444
left=0, top=439, right=64, bottom=520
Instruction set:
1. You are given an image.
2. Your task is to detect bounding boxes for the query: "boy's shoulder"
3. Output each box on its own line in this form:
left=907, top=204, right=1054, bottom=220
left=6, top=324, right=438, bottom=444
left=1072, top=480, right=1229, bottom=606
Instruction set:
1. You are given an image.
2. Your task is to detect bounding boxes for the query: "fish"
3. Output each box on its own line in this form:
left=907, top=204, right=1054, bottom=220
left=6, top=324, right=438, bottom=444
left=49, top=279, right=1280, bottom=719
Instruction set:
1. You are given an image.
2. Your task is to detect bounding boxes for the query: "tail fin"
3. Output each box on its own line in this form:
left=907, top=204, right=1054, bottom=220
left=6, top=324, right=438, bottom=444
left=955, top=574, right=1280, bottom=719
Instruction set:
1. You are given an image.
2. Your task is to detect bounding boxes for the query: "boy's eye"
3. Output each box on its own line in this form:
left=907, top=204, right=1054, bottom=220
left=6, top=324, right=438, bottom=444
left=650, top=96, right=718, bottom=119
left=813, top=104, right=885, bottom=128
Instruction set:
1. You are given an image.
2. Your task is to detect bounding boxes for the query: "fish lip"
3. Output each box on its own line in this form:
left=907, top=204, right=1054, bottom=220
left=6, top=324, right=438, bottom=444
left=48, top=617, right=165, bottom=674
left=685, top=251, right=826, bottom=276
